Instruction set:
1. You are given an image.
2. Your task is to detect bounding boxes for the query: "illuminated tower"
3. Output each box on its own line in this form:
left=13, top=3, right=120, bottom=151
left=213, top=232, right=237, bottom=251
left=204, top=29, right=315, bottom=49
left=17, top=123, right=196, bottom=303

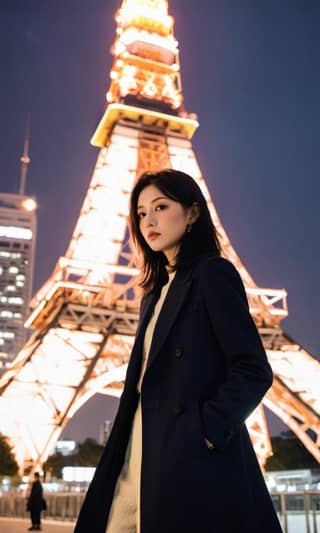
left=0, top=125, right=37, bottom=370
left=0, top=0, right=319, bottom=472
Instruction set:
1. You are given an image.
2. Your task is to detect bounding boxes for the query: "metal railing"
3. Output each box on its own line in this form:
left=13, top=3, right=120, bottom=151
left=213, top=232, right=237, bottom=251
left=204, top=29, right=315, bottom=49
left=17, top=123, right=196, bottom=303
left=0, top=493, right=84, bottom=521
left=271, top=491, right=320, bottom=533
left=0, top=491, right=319, bottom=531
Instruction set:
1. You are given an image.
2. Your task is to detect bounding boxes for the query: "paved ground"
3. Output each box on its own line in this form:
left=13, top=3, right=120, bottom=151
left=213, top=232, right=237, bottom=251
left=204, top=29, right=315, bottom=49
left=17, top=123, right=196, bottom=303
left=0, top=518, right=75, bottom=533
left=1, top=513, right=320, bottom=533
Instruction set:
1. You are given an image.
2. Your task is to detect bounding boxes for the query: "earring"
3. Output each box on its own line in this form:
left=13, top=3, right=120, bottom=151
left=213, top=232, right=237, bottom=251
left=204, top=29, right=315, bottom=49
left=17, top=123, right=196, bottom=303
left=186, top=224, right=192, bottom=233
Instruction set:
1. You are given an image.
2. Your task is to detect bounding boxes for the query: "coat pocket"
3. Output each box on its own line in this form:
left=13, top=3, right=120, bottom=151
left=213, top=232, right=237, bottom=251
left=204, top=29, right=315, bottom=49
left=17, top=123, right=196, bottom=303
left=193, top=403, right=215, bottom=456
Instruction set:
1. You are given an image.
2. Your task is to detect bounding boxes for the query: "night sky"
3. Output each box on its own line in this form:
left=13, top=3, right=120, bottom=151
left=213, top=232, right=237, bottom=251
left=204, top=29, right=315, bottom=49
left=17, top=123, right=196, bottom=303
left=0, top=0, right=319, bottom=441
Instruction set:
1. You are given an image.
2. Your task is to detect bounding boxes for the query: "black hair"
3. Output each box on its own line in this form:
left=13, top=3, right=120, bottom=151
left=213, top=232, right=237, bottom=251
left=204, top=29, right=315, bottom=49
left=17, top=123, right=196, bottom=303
left=129, top=169, right=221, bottom=292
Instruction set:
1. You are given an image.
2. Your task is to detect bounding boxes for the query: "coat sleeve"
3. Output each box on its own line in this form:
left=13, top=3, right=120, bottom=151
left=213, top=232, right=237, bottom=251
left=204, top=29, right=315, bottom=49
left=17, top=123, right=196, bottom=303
left=199, top=257, right=273, bottom=451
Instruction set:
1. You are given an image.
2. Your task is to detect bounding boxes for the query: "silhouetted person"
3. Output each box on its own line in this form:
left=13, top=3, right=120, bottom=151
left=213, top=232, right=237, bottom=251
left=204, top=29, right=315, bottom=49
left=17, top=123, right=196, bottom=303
left=27, top=472, right=44, bottom=531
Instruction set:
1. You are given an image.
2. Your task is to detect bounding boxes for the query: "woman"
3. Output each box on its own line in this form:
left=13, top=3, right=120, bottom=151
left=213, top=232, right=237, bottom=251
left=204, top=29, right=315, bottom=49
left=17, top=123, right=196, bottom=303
left=74, top=169, right=282, bottom=533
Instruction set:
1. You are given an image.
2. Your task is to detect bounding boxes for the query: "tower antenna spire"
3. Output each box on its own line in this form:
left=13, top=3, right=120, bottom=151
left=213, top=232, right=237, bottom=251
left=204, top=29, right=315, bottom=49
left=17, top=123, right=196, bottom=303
left=19, top=114, right=31, bottom=196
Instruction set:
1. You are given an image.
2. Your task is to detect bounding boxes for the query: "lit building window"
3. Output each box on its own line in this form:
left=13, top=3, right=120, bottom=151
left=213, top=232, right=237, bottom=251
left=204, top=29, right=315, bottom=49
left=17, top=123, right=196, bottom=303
left=9, top=266, right=19, bottom=274
left=0, top=332, right=15, bottom=339
left=0, top=251, right=10, bottom=258
left=16, top=281, right=25, bottom=287
left=0, top=225, right=32, bottom=240
left=0, top=311, right=13, bottom=318
left=0, top=296, right=7, bottom=303
left=0, top=266, right=3, bottom=275
left=8, top=297, right=24, bottom=305
left=6, top=285, right=17, bottom=292
left=16, top=274, right=25, bottom=281
left=13, top=312, right=22, bottom=319
left=0, top=339, right=4, bottom=346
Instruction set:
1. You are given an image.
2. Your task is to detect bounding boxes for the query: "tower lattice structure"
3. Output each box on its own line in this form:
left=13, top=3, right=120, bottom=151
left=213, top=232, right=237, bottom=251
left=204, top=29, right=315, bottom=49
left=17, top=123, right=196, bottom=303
left=0, top=0, right=319, bottom=472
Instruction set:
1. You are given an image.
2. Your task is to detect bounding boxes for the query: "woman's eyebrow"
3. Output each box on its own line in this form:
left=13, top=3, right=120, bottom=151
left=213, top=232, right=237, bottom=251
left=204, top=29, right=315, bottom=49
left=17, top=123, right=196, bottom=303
left=137, top=196, right=168, bottom=209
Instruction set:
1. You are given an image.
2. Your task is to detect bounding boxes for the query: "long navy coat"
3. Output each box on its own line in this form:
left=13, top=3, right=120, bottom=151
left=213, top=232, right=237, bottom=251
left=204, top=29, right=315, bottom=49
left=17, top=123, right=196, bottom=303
left=74, top=256, right=282, bottom=533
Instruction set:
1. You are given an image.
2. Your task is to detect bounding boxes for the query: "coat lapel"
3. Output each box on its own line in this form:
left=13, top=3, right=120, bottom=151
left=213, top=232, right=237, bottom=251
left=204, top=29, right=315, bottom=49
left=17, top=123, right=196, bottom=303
left=145, top=269, right=193, bottom=372
left=135, top=290, right=158, bottom=341
left=125, top=288, right=160, bottom=387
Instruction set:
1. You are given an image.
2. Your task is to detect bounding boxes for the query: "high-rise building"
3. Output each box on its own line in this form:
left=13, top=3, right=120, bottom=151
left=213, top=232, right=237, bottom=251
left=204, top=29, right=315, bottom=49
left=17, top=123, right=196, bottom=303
left=0, top=194, right=37, bottom=369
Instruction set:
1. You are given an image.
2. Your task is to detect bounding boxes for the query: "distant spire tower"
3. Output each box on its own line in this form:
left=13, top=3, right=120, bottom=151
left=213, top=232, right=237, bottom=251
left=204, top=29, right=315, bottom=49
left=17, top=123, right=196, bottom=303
left=19, top=116, right=31, bottom=196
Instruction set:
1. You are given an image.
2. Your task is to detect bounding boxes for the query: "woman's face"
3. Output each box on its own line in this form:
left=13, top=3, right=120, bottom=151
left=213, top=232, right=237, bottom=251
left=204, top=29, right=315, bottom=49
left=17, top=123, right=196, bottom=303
left=137, top=184, right=192, bottom=264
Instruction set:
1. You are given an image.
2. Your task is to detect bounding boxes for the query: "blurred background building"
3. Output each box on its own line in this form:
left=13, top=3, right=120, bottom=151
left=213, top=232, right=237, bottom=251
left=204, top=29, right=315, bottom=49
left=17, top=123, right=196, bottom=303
left=0, top=194, right=37, bottom=370
left=0, top=126, right=37, bottom=370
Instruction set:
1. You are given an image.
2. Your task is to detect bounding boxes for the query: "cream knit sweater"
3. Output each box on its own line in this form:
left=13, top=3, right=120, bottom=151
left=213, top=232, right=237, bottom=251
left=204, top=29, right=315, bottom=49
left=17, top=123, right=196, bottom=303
left=106, top=271, right=176, bottom=533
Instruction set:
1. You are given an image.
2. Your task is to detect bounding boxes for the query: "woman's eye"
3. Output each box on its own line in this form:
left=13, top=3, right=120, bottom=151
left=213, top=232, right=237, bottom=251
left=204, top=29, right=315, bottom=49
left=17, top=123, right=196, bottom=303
left=155, top=204, right=167, bottom=211
left=137, top=212, right=145, bottom=220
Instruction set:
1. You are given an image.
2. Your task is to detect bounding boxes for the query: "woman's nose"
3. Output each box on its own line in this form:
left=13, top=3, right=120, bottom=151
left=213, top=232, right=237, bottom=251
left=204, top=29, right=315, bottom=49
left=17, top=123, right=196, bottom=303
left=145, top=211, right=156, bottom=226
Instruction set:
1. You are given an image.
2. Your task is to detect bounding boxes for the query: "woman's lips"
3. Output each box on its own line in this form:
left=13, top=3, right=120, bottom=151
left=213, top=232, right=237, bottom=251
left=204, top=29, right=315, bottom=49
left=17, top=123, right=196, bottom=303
left=148, top=232, right=160, bottom=240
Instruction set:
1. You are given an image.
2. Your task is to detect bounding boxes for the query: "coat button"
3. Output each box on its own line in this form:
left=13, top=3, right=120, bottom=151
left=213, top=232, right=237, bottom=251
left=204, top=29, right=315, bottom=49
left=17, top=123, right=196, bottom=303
left=175, top=347, right=183, bottom=358
left=226, top=429, right=234, bottom=442
left=172, top=405, right=184, bottom=415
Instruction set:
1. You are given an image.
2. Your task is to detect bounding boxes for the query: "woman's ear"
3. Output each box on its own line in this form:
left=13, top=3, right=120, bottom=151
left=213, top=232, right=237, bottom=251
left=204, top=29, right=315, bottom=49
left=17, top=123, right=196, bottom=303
left=187, top=202, right=201, bottom=224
